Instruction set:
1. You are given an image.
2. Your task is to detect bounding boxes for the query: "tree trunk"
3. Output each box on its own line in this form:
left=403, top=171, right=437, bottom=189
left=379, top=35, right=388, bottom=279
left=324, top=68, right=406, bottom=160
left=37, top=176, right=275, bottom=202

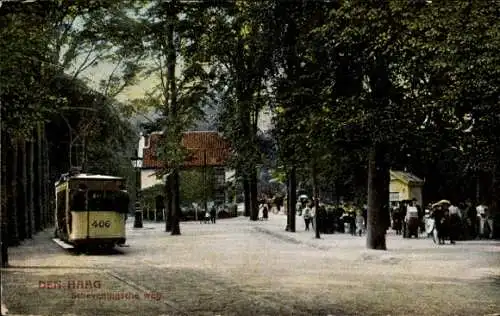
left=165, top=2, right=181, bottom=236
left=366, top=142, right=390, bottom=250
left=40, top=126, right=47, bottom=228
left=331, top=179, right=336, bottom=206
left=243, top=177, right=251, bottom=217
left=170, top=169, right=181, bottom=235
left=287, top=167, right=297, bottom=232
left=285, top=167, right=290, bottom=231
left=27, top=137, right=35, bottom=237
left=476, top=173, right=481, bottom=204
left=311, top=163, right=320, bottom=239
left=42, top=125, right=51, bottom=227
left=335, top=179, right=342, bottom=207
left=165, top=174, right=173, bottom=232
left=17, top=138, right=27, bottom=240
left=8, top=137, right=20, bottom=246
left=491, top=164, right=500, bottom=240
left=285, top=186, right=291, bottom=231
left=249, top=166, right=259, bottom=221
left=1, top=130, right=9, bottom=266
left=34, top=123, right=42, bottom=231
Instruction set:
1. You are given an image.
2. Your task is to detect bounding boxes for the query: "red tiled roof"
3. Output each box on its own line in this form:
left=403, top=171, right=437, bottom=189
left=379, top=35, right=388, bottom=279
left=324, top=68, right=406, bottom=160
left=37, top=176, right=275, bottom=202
left=142, top=131, right=231, bottom=169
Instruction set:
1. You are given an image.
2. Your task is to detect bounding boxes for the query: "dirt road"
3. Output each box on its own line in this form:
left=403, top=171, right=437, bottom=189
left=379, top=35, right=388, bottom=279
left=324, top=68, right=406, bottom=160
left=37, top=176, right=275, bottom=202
left=2, top=215, right=499, bottom=315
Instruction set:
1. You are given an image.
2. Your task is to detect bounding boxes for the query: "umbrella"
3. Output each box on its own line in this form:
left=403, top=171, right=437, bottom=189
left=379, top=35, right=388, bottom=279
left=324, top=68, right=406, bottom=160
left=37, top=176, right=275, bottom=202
left=298, top=194, right=308, bottom=200
left=432, top=199, right=451, bottom=208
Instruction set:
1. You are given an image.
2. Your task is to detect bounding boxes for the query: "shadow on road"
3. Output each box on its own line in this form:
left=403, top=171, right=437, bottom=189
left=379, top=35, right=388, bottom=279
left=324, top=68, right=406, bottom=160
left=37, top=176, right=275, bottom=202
left=68, top=247, right=125, bottom=256
left=2, top=265, right=100, bottom=270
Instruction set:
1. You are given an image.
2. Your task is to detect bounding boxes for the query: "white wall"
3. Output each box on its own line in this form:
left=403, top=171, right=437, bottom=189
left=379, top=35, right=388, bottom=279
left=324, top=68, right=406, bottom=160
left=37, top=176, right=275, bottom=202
left=225, top=169, right=235, bottom=182
left=138, top=133, right=145, bottom=158
left=141, top=168, right=232, bottom=191
left=410, top=186, right=423, bottom=207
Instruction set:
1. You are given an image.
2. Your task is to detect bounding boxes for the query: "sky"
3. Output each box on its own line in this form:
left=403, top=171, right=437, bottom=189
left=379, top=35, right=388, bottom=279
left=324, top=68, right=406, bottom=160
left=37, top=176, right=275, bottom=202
left=63, top=7, right=273, bottom=132
left=70, top=41, right=272, bottom=132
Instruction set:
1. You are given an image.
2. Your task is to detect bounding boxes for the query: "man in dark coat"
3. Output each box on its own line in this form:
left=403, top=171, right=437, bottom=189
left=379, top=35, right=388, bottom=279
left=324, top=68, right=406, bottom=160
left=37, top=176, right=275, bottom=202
left=393, top=208, right=403, bottom=235
left=114, top=185, right=130, bottom=219
left=317, top=204, right=327, bottom=233
left=273, top=195, right=284, bottom=213
left=210, top=204, right=217, bottom=224
left=466, top=201, right=478, bottom=239
left=262, top=202, right=269, bottom=220
left=155, top=195, right=165, bottom=222
left=432, top=205, right=447, bottom=244
left=412, top=199, right=425, bottom=233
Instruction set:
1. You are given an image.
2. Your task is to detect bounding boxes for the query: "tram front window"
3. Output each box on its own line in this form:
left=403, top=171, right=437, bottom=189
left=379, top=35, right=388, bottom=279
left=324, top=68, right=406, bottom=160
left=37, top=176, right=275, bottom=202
left=87, top=191, right=115, bottom=211
left=70, top=184, right=87, bottom=211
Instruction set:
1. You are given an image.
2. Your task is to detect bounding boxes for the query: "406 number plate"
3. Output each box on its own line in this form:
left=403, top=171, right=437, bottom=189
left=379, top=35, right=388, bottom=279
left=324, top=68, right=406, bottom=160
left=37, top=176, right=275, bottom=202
left=91, top=220, right=111, bottom=228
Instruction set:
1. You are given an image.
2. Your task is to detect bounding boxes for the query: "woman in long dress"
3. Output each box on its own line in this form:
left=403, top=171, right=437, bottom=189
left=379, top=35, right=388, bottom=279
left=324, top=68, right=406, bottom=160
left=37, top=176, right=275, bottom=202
left=303, top=203, right=312, bottom=231
left=432, top=205, right=446, bottom=244
left=356, top=210, right=364, bottom=236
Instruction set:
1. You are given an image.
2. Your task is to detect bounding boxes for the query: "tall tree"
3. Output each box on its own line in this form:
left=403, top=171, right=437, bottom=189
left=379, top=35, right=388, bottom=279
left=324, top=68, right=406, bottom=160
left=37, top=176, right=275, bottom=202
left=127, top=0, right=221, bottom=234
left=197, top=1, right=276, bottom=221
left=311, top=1, right=434, bottom=249
left=1, top=1, right=141, bottom=267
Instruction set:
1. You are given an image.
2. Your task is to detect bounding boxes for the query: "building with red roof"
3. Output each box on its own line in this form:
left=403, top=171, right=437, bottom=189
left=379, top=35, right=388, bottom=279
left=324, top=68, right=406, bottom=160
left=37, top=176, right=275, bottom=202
left=138, top=131, right=231, bottom=190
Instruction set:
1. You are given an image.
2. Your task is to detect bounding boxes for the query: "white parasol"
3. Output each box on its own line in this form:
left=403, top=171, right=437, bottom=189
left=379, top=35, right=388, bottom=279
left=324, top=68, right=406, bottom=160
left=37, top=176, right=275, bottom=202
left=432, top=199, right=451, bottom=208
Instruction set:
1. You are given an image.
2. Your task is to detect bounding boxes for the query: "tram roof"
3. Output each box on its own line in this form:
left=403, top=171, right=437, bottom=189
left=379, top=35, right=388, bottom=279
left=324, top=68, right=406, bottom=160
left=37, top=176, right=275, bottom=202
left=72, top=174, right=124, bottom=180
left=55, top=173, right=124, bottom=186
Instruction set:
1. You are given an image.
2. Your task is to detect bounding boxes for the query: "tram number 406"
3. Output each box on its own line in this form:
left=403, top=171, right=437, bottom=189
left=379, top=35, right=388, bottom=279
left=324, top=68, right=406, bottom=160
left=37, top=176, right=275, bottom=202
left=91, top=220, right=111, bottom=228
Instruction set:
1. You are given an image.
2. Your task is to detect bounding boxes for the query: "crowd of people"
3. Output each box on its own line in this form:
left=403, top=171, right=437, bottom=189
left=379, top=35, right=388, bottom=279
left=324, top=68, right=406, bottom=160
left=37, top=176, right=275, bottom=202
left=258, top=193, right=495, bottom=242
left=391, top=199, right=495, bottom=244
left=201, top=204, right=218, bottom=224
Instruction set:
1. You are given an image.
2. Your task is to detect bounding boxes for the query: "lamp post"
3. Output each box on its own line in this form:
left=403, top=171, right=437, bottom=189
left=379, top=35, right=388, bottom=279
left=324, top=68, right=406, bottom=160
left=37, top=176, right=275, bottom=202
left=131, top=154, right=143, bottom=228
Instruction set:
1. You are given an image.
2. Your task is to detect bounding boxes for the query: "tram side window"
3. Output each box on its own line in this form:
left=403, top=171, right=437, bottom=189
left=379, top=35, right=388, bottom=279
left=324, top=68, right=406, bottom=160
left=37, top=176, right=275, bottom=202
left=57, top=191, right=66, bottom=218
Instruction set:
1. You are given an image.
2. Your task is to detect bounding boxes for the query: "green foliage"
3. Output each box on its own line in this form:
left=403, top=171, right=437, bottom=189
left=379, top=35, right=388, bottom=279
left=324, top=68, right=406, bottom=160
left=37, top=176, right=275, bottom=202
left=266, top=0, right=500, bottom=203
left=140, top=184, right=164, bottom=211
left=179, top=169, right=215, bottom=203
left=1, top=1, right=139, bottom=182
left=124, top=0, right=219, bottom=176
left=139, top=169, right=215, bottom=211
left=191, top=2, right=277, bottom=175
left=0, top=4, right=64, bottom=137
left=4, top=0, right=499, bottom=217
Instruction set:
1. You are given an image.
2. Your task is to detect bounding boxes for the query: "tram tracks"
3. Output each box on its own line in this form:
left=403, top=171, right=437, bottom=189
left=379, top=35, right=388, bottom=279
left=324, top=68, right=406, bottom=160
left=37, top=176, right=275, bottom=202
left=105, top=269, right=188, bottom=316
left=128, top=259, right=305, bottom=316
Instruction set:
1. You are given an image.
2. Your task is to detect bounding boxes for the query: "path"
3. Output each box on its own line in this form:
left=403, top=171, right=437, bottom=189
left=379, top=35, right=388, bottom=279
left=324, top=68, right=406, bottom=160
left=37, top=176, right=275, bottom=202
left=2, top=214, right=499, bottom=315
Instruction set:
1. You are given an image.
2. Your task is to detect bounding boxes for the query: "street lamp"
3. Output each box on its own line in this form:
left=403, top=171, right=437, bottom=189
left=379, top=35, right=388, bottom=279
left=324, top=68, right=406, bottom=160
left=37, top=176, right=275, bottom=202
left=131, top=153, right=143, bottom=228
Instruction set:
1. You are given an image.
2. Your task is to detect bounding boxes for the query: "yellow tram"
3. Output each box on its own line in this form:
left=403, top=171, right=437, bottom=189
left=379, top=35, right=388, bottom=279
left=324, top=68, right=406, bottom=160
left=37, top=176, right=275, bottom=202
left=54, top=171, right=128, bottom=248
